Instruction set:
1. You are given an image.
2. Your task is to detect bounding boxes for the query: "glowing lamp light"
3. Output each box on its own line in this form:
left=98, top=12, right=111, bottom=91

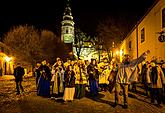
left=4, top=56, right=12, bottom=62
left=116, top=51, right=119, bottom=55
left=120, top=50, right=123, bottom=56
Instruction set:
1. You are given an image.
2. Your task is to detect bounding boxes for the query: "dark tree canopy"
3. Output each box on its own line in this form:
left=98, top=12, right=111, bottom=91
left=96, top=16, right=131, bottom=50
left=3, top=25, right=68, bottom=66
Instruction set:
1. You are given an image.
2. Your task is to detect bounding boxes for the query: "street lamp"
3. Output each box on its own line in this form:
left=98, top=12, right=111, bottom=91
left=116, top=51, right=119, bottom=56
left=4, top=56, right=12, bottom=62
left=115, top=50, right=119, bottom=62
left=120, top=50, right=123, bottom=56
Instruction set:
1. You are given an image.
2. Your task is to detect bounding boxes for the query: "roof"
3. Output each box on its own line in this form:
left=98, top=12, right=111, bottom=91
left=122, top=0, right=160, bottom=43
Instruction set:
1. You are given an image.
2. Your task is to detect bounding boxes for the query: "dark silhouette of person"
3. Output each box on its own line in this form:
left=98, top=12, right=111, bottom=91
left=34, top=62, right=41, bottom=86
left=14, top=63, right=25, bottom=95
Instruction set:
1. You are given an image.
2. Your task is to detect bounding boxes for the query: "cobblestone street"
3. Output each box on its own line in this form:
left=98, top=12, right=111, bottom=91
left=0, top=76, right=165, bottom=113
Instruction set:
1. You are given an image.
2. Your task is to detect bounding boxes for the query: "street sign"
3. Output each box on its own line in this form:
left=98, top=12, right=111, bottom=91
left=158, top=35, right=165, bottom=42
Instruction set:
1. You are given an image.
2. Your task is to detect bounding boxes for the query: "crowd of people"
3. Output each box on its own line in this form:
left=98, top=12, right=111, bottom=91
left=33, top=50, right=165, bottom=109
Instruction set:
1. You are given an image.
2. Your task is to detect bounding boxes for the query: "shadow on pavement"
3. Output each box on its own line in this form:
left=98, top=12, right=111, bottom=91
left=85, top=91, right=122, bottom=108
left=128, top=92, right=151, bottom=104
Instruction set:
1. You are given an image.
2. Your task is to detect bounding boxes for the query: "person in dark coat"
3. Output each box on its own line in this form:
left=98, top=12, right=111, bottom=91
left=34, top=62, right=41, bottom=87
left=37, top=60, right=51, bottom=97
left=146, top=60, right=165, bottom=107
left=63, top=65, right=76, bottom=102
left=87, top=59, right=99, bottom=96
left=14, top=63, right=25, bottom=95
left=141, top=61, right=150, bottom=96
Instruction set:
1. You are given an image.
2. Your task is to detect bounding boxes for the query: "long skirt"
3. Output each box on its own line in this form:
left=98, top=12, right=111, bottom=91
left=37, top=76, right=50, bottom=97
left=63, top=87, right=75, bottom=101
left=89, top=80, right=98, bottom=96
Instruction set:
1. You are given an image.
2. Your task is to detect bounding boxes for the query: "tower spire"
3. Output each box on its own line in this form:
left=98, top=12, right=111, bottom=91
left=61, top=0, right=75, bottom=43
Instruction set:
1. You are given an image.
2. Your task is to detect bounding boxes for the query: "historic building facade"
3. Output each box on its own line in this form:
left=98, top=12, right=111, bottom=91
left=61, top=0, right=98, bottom=60
left=0, top=42, right=14, bottom=76
left=117, top=0, right=165, bottom=63
left=0, top=42, right=32, bottom=76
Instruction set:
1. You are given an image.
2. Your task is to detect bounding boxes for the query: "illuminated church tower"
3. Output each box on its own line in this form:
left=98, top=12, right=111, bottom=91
left=61, top=0, right=75, bottom=44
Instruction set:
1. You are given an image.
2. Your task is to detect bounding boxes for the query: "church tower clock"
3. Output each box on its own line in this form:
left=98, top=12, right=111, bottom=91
left=61, top=0, right=75, bottom=44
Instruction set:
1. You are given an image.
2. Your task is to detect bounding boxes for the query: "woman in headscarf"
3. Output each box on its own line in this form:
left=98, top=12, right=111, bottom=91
left=63, top=65, right=76, bottom=103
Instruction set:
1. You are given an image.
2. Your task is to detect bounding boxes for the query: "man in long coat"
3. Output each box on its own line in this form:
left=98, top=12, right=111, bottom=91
left=14, top=63, right=25, bottom=95
left=115, top=50, right=150, bottom=108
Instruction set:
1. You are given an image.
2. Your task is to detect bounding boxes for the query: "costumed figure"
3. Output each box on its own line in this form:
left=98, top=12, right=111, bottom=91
left=108, top=62, right=118, bottom=93
left=87, top=59, right=99, bottom=96
left=63, top=65, right=76, bottom=102
left=98, top=58, right=110, bottom=91
left=74, top=60, right=87, bottom=99
left=146, top=60, right=165, bottom=107
left=114, top=50, right=150, bottom=109
left=37, top=60, right=51, bottom=97
left=51, top=60, right=65, bottom=97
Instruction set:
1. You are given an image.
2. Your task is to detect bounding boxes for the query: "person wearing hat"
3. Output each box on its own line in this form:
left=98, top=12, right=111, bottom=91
left=146, top=60, right=165, bottom=107
left=114, top=50, right=150, bottom=109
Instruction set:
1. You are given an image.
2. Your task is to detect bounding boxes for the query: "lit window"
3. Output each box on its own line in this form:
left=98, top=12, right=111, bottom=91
left=129, top=41, right=131, bottom=50
left=162, top=8, right=165, bottom=28
left=141, top=28, right=145, bottom=43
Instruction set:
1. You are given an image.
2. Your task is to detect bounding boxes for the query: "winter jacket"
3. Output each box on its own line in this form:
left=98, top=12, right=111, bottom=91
left=14, top=66, right=25, bottom=82
left=116, top=53, right=146, bottom=84
left=146, top=66, right=165, bottom=88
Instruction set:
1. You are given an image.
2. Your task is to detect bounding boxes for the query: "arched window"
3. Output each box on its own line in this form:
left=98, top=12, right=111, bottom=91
left=162, top=8, right=165, bottom=28
left=66, top=27, right=69, bottom=33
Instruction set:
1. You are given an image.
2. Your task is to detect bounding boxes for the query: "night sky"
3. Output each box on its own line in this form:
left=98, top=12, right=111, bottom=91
left=0, top=0, right=156, bottom=37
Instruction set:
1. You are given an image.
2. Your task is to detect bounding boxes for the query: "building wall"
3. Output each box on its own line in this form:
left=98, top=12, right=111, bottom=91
left=119, top=0, right=165, bottom=63
left=119, top=30, right=137, bottom=62
left=0, top=42, right=32, bottom=76
left=0, top=42, right=14, bottom=75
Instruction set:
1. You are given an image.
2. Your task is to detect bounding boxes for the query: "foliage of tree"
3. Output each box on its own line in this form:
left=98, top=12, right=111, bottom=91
left=3, top=25, right=42, bottom=66
left=96, top=16, right=130, bottom=61
left=97, top=17, right=129, bottom=47
left=3, top=25, right=68, bottom=66
left=74, top=28, right=87, bottom=59
left=40, top=30, right=69, bottom=63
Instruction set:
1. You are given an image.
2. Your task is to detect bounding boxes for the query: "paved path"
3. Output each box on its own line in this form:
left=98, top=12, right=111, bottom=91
left=0, top=77, right=165, bottom=113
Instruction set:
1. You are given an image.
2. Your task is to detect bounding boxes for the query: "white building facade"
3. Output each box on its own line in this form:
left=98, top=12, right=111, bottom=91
left=118, top=0, right=165, bottom=63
